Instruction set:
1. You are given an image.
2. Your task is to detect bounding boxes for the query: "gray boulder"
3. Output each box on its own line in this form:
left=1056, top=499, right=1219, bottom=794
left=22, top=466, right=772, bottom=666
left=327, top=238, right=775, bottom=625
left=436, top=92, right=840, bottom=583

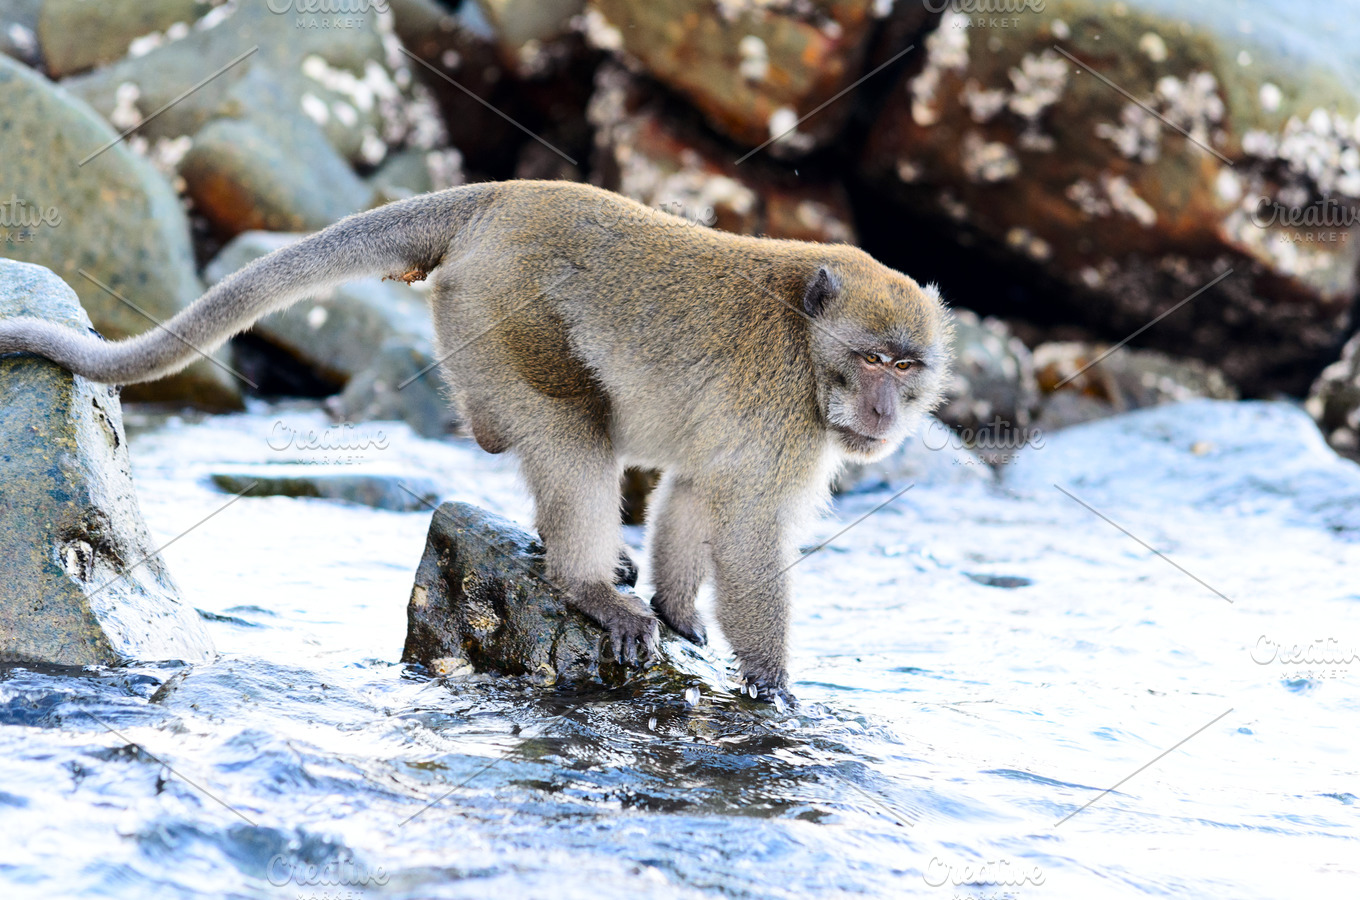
left=38, top=0, right=205, bottom=77
left=0, top=259, right=214, bottom=667
left=936, top=309, right=1039, bottom=435
left=0, top=54, right=241, bottom=410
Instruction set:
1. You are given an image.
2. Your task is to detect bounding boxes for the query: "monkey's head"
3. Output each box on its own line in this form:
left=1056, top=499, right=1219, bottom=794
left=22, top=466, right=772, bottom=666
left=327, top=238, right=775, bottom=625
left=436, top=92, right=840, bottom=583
left=801, top=259, right=953, bottom=462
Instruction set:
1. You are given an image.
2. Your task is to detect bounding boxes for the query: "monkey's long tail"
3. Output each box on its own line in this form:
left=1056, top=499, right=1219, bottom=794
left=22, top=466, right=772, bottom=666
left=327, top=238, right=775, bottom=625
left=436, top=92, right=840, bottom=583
left=0, top=187, right=479, bottom=385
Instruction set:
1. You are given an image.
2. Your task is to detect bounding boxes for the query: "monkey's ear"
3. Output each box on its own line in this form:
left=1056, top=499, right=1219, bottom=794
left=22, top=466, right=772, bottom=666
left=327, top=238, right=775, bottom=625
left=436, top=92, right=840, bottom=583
left=802, top=266, right=840, bottom=318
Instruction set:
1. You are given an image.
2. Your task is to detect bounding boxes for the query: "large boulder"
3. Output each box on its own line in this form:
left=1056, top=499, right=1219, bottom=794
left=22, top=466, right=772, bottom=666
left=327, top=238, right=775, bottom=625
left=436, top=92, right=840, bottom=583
left=391, top=0, right=595, bottom=176
left=0, top=54, right=241, bottom=409
left=588, top=64, right=859, bottom=243
left=0, top=259, right=214, bottom=667
left=862, top=0, right=1360, bottom=395
left=401, top=502, right=687, bottom=687
left=60, top=0, right=411, bottom=168
left=586, top=0, right=883, bottom=155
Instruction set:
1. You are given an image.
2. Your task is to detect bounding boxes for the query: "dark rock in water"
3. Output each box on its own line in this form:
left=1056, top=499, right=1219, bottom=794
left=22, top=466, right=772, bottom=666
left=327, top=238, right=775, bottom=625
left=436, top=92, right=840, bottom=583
left=1307, top=332, right=1360, bottom=459
left=209, top=468, right=440, bottom=512
left=0, top=54, right=241, bottom=411
left=0, top=259, right=214, bottom=667
left=401, top=502, right=677, bottom=688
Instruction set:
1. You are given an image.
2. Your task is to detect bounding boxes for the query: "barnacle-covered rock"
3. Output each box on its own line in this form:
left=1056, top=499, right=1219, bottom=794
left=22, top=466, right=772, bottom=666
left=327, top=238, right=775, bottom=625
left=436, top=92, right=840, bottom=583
left=862, top=0, right=1360, bottom=395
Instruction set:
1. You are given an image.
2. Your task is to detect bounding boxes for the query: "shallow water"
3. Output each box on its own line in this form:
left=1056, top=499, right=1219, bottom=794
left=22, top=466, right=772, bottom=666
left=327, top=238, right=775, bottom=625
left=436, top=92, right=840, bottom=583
left=1, top=401, right=1356, bottom=899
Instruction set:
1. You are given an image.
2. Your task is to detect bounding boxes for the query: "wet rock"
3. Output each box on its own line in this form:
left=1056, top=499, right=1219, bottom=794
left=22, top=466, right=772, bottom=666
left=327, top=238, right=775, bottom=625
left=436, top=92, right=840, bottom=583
left=589, top=64, right=858, bottom=243
left=401, top=502, right=682, bottom=687
left=1032, top=342, right=1239, bottom=430
left=586, top=0, right=879, bottom=155
left=209, top=468, right=440, bottom=512
left=861, top=1, right=1360, bottom=395
left=1306, top=332, right=1360, bottom=458
left=1005, top=398, right=1360, bottom=537
left=936, top=309, right=1039, bottom=435
left=834, top=415, right=994, bottom=493
left=0, top=259, right=215, bottom=667
left=0, top=54, right=241, bottom=410
left=38, top=0, right=205, bottom=78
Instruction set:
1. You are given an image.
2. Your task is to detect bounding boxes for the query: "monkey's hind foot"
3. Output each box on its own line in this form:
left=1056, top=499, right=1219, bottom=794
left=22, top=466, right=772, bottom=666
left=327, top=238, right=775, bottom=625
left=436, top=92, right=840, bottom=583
left=649, top=596, right=707, bottom=647
left=739, top=677, right=797, bottom=710
left=569, top=583, right=658, bottom=667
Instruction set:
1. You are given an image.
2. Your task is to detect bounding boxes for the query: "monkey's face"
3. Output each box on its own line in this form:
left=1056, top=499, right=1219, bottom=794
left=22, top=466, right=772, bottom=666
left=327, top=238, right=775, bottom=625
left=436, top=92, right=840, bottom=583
left=802, top=263, right=952, bottom=462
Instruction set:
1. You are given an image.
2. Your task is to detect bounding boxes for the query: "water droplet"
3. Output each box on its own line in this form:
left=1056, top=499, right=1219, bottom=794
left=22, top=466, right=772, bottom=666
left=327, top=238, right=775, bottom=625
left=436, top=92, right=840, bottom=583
left=684, top=686, right=700, bottom=706
left=747, top=683, right=758, bottom=699
left=647, top=716, right=657, bottom=731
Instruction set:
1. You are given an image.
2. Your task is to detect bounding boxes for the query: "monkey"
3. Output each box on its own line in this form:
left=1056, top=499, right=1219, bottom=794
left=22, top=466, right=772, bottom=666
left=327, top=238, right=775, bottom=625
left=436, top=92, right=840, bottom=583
left=0, top=180, right=952, bottom=704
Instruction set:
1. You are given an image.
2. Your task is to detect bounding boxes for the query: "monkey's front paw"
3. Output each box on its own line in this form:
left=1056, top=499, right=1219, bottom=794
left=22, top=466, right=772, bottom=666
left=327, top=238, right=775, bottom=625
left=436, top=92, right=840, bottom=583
left=568, top=584, right=659, bottom=667
left=605, top=605, right=659, bottom=667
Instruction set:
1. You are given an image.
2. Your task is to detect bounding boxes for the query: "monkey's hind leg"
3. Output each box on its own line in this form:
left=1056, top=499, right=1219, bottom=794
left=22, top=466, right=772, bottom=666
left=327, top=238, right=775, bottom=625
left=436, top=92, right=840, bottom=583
left=516, top=411, right=659, bottom=666
left=647, top=474, right=710, bottom=646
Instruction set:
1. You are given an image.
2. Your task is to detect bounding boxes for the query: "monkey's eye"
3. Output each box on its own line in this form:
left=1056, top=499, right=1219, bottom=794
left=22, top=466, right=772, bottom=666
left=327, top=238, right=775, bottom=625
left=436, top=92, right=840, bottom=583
left=862, top=352, right=884, bottom=364
left=894, top=359, right=916, bottom=372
